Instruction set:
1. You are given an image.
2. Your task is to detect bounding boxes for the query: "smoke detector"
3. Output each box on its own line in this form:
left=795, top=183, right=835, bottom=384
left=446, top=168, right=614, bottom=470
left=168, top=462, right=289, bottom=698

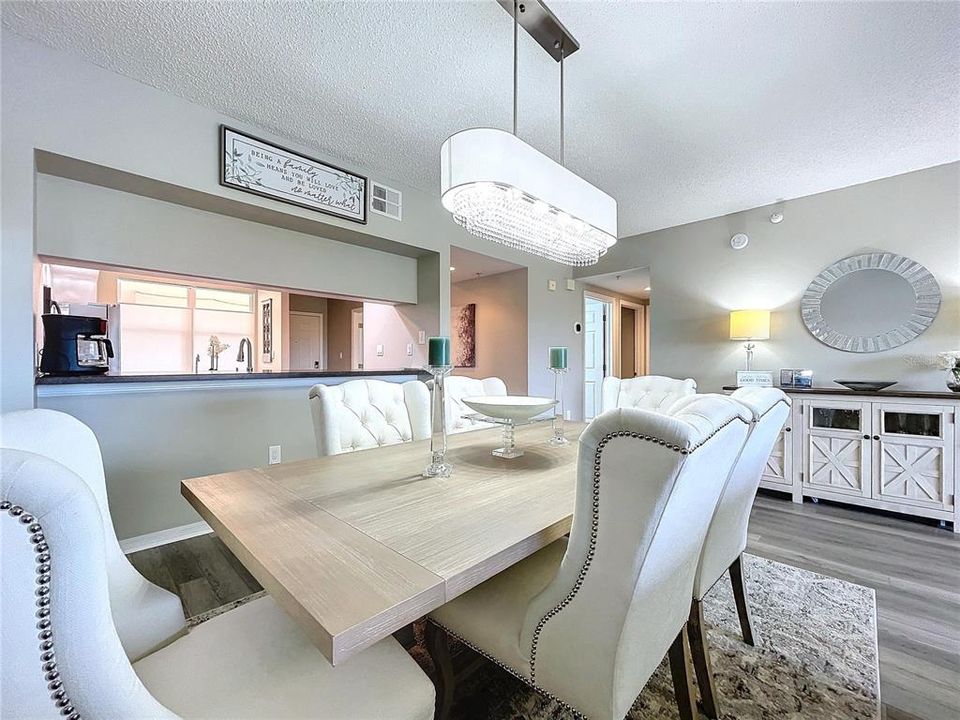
left=730, top=233, right=749, bottom=250
left=770, top=212, right=784, bottom=224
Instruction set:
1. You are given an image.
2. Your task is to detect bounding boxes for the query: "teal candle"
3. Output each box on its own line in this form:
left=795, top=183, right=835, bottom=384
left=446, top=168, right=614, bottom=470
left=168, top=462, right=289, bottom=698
left=549, top=346, right=568, bottom=370
left=428, top=336, right=451, bottom=366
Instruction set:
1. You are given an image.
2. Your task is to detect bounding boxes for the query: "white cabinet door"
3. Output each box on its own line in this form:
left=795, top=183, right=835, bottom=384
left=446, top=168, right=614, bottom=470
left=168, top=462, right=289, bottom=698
left=873, top=403, right=955, bottom=511
left=803, top=399, right=872, bottom=499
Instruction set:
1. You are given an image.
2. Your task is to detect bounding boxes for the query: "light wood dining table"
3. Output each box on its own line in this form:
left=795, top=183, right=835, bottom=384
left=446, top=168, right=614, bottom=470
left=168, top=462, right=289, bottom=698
left=181, top=421, right=584, bottom=666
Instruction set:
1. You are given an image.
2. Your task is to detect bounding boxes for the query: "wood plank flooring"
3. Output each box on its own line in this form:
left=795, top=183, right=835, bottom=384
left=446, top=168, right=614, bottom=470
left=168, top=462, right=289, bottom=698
left=128, top=493, right=959, bottom=720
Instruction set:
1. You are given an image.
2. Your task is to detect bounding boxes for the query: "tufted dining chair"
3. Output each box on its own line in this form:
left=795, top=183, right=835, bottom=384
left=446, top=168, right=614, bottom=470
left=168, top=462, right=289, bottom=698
left=600, top=375, right=697, bottom=414
left=308, top=379, right=431, bottom=456
left=443, top=375, right=508, bottom=434
left=1, top=449, right=436, bottom=720
left=0, top=408, right=186, bottom=662
left=426, top=395, right=752, bottom=720
left=680, top=387, right=791, bottom=719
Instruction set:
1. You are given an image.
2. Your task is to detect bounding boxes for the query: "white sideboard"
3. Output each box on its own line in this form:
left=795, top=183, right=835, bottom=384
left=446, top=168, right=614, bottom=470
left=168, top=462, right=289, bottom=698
left=731, top=387, right=959, bottom=533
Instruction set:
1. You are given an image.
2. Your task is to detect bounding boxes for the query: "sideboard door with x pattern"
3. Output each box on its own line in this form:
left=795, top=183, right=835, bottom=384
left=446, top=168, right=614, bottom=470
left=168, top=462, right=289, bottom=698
left=872, top=403, right=955, bottom=512
left=803, top=399, right=872, bottom=499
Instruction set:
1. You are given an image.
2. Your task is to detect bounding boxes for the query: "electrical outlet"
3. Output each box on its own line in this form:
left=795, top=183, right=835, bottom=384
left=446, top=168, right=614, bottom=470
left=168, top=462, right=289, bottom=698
left=406, top=343, right=413, bottom=356
left=376, top=344, right=384, bottom=357
left=268, top=445, right=281, bottom=465
left=418, top=330, right=426, bottom=344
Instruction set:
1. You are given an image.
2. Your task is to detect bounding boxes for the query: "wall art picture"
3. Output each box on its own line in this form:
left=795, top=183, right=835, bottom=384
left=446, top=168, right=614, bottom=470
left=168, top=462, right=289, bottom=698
left=220, top=125, right=367, bottom=223
left=452, top=303, right=476, bottom=368
left=261, top=298, right=273, bottom=363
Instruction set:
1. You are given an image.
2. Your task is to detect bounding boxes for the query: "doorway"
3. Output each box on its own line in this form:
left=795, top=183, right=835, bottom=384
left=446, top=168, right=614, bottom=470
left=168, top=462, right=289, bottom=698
left=289, top=312, right=324, bottom=371
left=351, top=308, right=364, bottom=370
left=583, top=293, right=614, bottom=420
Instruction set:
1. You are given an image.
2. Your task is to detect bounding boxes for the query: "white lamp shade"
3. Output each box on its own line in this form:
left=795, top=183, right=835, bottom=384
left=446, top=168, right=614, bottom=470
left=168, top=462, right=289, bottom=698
left=440, top=128, right=618, bottom=265
left=729, top=310, right=771, bottom=340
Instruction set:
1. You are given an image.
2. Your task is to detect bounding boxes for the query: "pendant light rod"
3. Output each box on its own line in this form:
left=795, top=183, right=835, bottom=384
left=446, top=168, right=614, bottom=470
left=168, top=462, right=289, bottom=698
left=513, top=0, right=518, bottom=136
left=559, top=45, right=564, bottom=166
left=496, top=0, right=579, bottom=62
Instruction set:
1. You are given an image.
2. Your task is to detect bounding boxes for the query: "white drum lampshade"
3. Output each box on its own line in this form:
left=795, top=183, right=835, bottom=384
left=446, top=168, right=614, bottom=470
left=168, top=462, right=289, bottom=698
left=440, top=128, right=618, bottom=266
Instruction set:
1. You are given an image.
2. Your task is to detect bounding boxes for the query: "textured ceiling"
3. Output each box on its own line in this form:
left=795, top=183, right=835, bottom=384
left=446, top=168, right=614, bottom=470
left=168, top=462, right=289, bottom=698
left=451, top=246, right=523, bottom=282
left=4, top=1, right=958, bottom=236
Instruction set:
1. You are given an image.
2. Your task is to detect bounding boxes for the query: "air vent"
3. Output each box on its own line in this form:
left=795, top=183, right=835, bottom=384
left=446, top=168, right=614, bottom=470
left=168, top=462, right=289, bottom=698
left=370, top=182, right=402, bottom=220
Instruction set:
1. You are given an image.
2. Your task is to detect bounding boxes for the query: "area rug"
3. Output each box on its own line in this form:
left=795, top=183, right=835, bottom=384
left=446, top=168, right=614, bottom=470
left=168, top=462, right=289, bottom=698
left=409, top=554, right=881, bottom=720
left=192, top=555, right=880, bottom=719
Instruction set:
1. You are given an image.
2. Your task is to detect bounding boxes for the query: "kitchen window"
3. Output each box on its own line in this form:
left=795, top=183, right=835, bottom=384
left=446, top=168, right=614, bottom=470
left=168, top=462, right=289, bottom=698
left=117, top=279, right=255, bottom=374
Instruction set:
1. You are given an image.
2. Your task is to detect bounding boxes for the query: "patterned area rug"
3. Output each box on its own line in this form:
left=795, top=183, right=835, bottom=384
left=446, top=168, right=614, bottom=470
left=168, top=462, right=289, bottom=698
left=193, top=555, right=879, bottom=719
left=409, top=555, right=880, bottom=720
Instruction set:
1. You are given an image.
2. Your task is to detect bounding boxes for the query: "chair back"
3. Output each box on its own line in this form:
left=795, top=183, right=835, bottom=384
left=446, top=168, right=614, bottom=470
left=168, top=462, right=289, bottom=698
left=308, top=379, right=431, bottom=456
left=1, top=449, right=177, bottom=719
left=443, top=376, right=507, bottom=434
left=0, top=409, right=185, bottom=659
left=600, top=375, right=696, bottom=414
left=692, top=388, right=790, bottom=599
left=520, top=395, right=751, bottom=720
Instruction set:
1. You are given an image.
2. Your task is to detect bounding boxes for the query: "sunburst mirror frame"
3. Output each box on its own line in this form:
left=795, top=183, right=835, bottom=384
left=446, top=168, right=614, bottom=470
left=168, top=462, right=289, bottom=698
left=801, top=252, right=941, bottom=353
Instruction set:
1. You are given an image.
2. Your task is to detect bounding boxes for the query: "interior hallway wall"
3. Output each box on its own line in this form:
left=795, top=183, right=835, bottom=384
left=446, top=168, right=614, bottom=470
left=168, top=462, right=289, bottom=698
left=450, top=268, right=529, bottom=393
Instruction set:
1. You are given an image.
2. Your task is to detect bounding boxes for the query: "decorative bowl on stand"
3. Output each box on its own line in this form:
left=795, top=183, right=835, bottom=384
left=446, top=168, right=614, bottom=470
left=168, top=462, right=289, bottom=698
left=834, top=380, right=898, bottom=392
left=462, top=395, right=558, bottom=458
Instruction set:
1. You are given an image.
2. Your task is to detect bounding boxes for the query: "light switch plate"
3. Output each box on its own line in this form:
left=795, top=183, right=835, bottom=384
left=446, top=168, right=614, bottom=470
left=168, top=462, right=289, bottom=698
left=566, top=278, right=576, bottom=291
left=268, top=445, right=281, bottom=465
left=418, top=330, right=426, bottom=344
left=406, top=343, right=413, bottom=356
left=548, top=279, right=557, bottom=291
left=376, top=344, right=384, bottom=356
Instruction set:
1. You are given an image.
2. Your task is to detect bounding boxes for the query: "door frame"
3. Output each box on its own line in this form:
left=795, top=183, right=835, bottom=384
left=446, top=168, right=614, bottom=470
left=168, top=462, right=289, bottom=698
left=620, top=299, right=646, bottom=378
left=583, top=290, right=616, bottom=419
left=350, top=307, right=364, bottom=371
left=289, top=310, right=325, bottom=371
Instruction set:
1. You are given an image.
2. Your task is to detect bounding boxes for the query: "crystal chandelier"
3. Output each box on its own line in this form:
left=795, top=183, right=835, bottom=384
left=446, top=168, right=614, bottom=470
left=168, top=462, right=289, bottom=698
left=440, top=0, right=617, bottom=266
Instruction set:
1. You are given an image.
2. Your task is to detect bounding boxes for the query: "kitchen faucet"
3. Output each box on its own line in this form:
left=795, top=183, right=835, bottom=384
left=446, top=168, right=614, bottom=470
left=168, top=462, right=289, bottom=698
left=237, top=337, right=254, bottom=373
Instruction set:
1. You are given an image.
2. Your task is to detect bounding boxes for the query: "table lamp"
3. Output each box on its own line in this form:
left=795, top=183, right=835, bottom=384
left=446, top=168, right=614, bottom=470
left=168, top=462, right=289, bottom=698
left=729, top=310, right=770, bottom=370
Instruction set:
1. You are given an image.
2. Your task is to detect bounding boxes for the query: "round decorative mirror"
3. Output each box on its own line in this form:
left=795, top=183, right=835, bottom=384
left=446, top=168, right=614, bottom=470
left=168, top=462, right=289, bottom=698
left=801, top=252, right=940, bottom=353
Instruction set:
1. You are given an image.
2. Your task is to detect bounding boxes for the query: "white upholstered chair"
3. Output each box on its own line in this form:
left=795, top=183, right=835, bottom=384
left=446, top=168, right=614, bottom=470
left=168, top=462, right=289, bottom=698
left=427, top=395, right=752, bottom=720
left=1, top=449, right=435, bottom=720
left=0, top=408, right=186, bottom=662
left=600, top=375, right=697, bottom=414
left=308, top=379, right=431, bottom=456
left=681, top=387, right=791, bottom=719
left=443, top=375, right=508, bottom=434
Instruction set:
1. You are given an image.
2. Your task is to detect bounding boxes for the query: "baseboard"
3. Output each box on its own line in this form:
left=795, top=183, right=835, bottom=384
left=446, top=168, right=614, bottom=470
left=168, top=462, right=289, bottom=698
left=120, top=520, right=211, bottom=554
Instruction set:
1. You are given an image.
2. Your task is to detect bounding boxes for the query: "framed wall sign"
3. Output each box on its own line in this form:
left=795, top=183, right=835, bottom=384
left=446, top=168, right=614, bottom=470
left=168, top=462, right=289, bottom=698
left=220, top=126, right=367, bottom=224
left=736, top=370, right=774, bottom=387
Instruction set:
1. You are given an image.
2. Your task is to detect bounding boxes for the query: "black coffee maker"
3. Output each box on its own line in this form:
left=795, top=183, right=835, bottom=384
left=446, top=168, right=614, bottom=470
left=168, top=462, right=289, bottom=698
left=39, top=314, right=113, bottom=375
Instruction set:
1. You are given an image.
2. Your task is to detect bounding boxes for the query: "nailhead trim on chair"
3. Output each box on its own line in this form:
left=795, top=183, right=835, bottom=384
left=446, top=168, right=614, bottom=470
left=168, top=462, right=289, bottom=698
left=427, top=618, right=588, bottom=720
left=0, top=500, right=82, bottom=720
left=528, top=415, right=748, bottom=684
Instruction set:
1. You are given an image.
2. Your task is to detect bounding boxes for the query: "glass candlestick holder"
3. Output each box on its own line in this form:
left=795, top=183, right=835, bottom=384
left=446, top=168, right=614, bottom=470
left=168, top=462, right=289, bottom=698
left=549, top=367, right=569, bottom=446
left=423, top=365, right=453, bottom=477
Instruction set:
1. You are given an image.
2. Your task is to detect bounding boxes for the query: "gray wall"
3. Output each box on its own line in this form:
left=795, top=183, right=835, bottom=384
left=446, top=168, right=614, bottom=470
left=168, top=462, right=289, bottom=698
left=37, top=175, right=419, bottom=304
left=577, top=162, right=960, bottom=391
left=451, top=269, right=529, bottom=393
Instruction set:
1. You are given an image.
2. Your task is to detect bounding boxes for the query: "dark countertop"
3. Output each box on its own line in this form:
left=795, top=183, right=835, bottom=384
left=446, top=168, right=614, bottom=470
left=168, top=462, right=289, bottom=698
left=722, top=385, right=960, bottom=401
left=36, top=368, right=427, bottom=385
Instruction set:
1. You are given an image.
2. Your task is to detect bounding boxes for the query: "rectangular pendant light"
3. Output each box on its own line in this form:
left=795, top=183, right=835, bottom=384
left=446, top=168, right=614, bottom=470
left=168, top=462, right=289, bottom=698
left=440, top=128, right=618, bottom=266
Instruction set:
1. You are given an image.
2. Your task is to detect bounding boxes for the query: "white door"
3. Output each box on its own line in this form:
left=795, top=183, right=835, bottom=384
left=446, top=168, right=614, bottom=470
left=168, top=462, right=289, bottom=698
left=584, top=296, right=611, bottom=420
left=351, top=308, right=364, bottom=370
left=290, top=313, right=323, bottom=371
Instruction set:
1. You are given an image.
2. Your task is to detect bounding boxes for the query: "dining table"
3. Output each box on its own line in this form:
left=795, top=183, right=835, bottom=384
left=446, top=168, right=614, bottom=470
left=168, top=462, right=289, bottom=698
left=181, top=420, right=585, bottom=666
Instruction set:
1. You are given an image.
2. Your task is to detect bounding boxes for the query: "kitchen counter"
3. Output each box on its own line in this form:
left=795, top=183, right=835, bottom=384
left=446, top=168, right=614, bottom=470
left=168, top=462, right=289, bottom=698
left=722, top=385, right=960, bottom=401
left=36, top=368, right=426, bottom=385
